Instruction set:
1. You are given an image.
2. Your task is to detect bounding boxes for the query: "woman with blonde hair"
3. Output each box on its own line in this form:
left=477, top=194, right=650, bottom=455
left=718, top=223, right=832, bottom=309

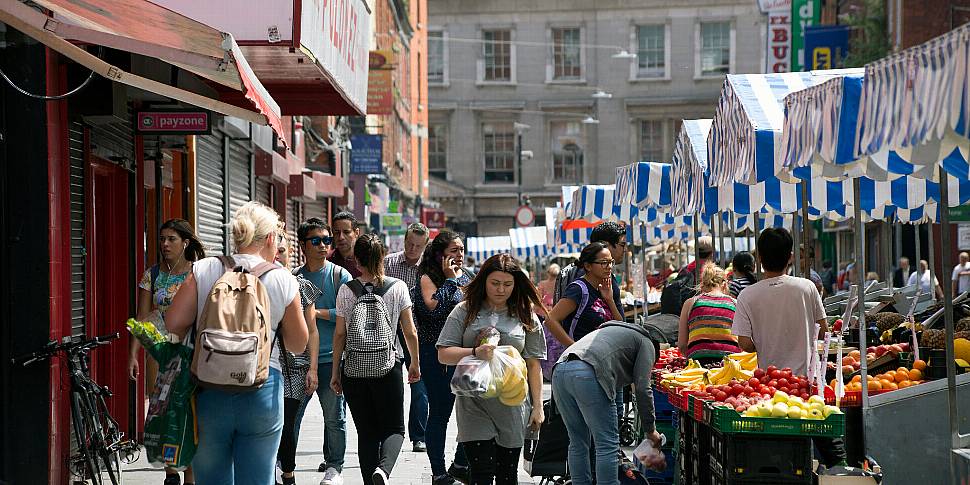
left=165, top=201, right=310, bottom=485
left=677, top=263, right=741, bottom=361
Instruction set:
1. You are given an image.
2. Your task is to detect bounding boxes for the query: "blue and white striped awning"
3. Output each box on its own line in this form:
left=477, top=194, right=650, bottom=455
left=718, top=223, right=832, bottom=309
left=671, top=119, right=713, bottom=216
left=466, top=236, right=511, bottom=264
left=614, top=162, right=673, bottom=209
left=508, top=227, right=549, bottom=260
left=708, top=70, right=862, bottom=186
left=781, top=73, right=969, bottom=182
left=566, top=185, right=615, bottom=221
left=856, top=22, right=970, bottom=168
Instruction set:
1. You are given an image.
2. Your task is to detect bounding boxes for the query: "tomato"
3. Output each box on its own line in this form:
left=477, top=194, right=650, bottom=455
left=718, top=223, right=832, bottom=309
left=714, top=390, right=728, bottom=401
left=768, top=379, right=779, bottom=388
left=800, top=393, right=810, bottom=400
left=758, top=385, right=771, bottom=394
left=730, top=384, right=744, bottom=396
left=781, top=368, right=793, bottom=379
left=777, top=378, right=789, bottom=389
left=748, top=377, right=760, bottom=388
left=770, top=370, right=784, bottom=380
left=766, top=365, right=778, bottom=373
left=747, top=391, right=761, bottom=398
left=753, top=368, right=766, bottom=379
left=743, top=385, right=755, bottom=395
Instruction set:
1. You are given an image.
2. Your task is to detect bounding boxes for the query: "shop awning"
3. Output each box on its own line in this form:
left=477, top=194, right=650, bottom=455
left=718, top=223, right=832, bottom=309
left=1, top=0, right=286, bottom=144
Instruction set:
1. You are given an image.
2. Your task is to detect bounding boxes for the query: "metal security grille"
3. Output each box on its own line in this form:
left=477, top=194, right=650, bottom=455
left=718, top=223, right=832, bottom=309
left=303, top=199, right=328, bottom=223
left=68, top=121, right=87, bottom=337
left=196, top=133, right=227, bottom=256
left=227, top=140, right=252, bottom=218
left=285, top=198, right=303, bottom=268
left=255, top=178, right=273, bottom=206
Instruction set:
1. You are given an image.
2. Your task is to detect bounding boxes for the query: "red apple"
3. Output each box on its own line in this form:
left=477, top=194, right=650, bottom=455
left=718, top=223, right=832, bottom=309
left=875, top=346, right=888, bottom=357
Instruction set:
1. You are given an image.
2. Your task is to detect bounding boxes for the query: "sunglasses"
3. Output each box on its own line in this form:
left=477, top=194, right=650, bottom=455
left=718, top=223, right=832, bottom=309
left=302, top=236, right=333, bottom=246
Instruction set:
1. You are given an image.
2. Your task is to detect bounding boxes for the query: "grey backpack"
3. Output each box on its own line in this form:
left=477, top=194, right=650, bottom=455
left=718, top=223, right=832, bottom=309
left=343, top=278, right=399, bottom=378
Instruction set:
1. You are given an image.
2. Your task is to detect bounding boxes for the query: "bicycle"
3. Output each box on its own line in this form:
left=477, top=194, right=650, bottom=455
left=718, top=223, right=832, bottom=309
left=13, top=333, right=140, bottom=485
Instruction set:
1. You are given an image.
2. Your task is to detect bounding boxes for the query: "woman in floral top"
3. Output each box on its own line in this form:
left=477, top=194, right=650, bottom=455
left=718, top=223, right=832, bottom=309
left=129, top=219, right=205, bottom=485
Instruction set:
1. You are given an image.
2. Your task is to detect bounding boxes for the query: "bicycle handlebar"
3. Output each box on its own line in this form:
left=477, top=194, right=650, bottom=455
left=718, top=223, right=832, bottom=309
left=11, top=332, right=120, bottom=366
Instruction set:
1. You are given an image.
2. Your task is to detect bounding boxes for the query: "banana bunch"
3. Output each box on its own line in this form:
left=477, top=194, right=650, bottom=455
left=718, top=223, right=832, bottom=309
left=660, top=367, right=706, bottom=388
left=726, top=351, right=758, bottom=371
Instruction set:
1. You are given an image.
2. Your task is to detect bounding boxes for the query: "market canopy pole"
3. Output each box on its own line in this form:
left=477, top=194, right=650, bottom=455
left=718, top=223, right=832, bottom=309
left=718, top=213, right=727, bottom=268
left=914, top=221, right=922, bottom=295
left=801, top=180, right=811, bottom=277
left=855, top=178, right=871, bottom=414
left=939, top=166, right=961, bottom=473
left=731, top=212, right=738, bottom=265
left=929, top=222, right=938, bottom=303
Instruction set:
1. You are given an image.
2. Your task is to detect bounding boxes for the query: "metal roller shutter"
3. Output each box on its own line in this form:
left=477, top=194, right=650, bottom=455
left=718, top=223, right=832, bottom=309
left=286, top=198, right=304, bottom=268
left=226, top=140, right=252, bottom=218
left=255, top=178, right=273, bottom=206
left=196, top=133, right=227, bottom=256
left=68, top=121, right=87, bottom=337
left=303, top=199, right=327, bottom=223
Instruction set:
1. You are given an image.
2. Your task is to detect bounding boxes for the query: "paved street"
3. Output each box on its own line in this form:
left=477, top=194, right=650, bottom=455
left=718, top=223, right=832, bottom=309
left=122, top=383, right=544, bottom=484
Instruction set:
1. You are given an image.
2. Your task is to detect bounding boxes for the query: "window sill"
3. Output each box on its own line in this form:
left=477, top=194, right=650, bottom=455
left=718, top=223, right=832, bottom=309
left=629, top=75, right=671, bottom=83
left=694, top=73, right=728, bottom=81
left=429, top=81, right=450, bottom=88
left=474, top=183, right=519, bottom=189
left=546, top=78, right=587, bottom=85
left=476, top=80, right=516, bottom=86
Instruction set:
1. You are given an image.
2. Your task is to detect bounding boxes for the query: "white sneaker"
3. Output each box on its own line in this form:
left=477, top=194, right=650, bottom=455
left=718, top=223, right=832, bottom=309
left=320, top=467, right=343, bottom=485
left=372, top=468, right=388, bottom=485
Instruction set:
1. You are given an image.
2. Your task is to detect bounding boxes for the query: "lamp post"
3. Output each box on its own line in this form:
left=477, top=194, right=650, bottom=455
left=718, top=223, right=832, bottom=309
left=514, top=122, right=531, bottom=205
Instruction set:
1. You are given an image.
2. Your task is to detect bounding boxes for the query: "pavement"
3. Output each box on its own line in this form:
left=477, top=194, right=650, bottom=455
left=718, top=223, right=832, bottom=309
left=121, top=383, right=546, bottom=485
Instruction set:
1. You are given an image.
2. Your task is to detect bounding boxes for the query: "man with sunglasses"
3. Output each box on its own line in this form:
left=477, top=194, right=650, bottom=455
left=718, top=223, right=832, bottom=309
left=292, top=217, right=353, bottom=485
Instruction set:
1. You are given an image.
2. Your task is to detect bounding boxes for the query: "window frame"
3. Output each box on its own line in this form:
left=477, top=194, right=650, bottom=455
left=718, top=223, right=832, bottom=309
left=428, top=122, right=448, bottom=179
left=694, top=20, right=735, bottom=79
left=629, top=23, right=670, bottom=81
left=547, top=26, right=585, bottom=83
left=478, top=28, right=516, bottom=85
left=549, top=119, right=585, bottom=184
left=427, top=29, right=449, bottom=86
left=481, top=121, right=517, bottom=184
left=638, top=119, right=666, bottom=162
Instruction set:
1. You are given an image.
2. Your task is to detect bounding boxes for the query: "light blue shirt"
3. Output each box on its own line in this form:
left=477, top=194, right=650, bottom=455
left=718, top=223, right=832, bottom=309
left=296, top=261, right=352, bottom=364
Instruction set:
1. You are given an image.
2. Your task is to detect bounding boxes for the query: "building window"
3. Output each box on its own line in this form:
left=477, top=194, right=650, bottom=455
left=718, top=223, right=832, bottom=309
left=636, top=25, right=665, bottom=78
left=429, top=123, right=447, bottom=179
left=428, top=31, right=445, bottom=84
left=639, top=120, right=664, bottom=162
left=552, top=27, right=582, bottom=80
left=482, top=29, right=512, bottom=81
left=700, top=21, right=731, bottom=76
left=482, top=122, right=515, bottom=183
left=551, top=121, right=584, bottom=183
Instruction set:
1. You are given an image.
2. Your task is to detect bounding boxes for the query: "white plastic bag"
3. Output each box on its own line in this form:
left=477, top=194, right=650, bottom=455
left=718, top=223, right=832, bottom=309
left=633, top=437, right=667, bottom=472
left=449, top=344, right=528, bottom=405
left=451, top=356, right=493, bottom=397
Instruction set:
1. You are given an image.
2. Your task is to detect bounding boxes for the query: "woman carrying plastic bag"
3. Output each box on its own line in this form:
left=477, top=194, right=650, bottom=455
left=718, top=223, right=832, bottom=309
left=436, top=254, right=547, bottom=485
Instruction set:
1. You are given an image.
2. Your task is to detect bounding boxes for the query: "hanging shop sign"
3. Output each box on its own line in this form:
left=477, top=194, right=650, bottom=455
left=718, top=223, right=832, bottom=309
left=791, top=0, right=820, bottom=71
left=135, top=110, right=211, bottom=134
left=382, top=213, right=403, bottom=230
left=422, top=208, right=446, bottom=229
left=350, top=134, right=383, bottom=174
left=767, top=10, right=792, bottom=73
left=367, top=50, right=394, bottom=115
left=804, top=25, right=850, bottom=70
left=301, top=0, right=370, bottom=113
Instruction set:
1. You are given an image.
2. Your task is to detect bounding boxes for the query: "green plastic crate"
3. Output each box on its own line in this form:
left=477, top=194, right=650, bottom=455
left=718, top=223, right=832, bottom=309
left=703, top=402, right=845, bottom=438
left=656, top=421, right=677, bottom=450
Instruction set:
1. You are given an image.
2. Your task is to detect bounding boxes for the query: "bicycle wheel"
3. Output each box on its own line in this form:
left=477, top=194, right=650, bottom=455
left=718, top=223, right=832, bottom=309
left=71, top=391, right=103, bottom=485
left=93, top=395, right=125, bottom=485
left=77, top=389, right=124, bottom=485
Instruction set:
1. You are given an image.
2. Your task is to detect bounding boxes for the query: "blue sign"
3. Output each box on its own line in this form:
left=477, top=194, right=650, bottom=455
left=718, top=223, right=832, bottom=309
left=350, top=134, right=383, bottom=174
left=804, top=25, right=850, bottom=70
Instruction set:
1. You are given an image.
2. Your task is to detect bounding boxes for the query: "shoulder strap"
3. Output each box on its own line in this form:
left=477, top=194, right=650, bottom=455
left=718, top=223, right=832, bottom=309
left=217, top=255, right=236, bottom=271
left=347, top=279, right=367, bottom=298
left=292, top=266, right=302, bottom=276
left=332, top=264, right=344, bottom=295
left=566, top=279, right=591, bottom=336
left=376, top=277, right=398, bottom=296
left=250, top=262, right=283, bottom=279
left=149, top=264, right=160, bottom=296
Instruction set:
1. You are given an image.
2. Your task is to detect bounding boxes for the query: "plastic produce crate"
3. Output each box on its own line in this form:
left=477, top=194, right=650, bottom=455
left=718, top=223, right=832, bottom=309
left=656, top=421, right=677, bottom=451
left=688, top=394, right=710, bottom=422
left=677, top=447, right=691, bottom=485
left=823, top=385, right=890, bottom=406
left=708, top=430, right=813, bottom=483
left=703, top=402, right=845, bottom=438
left=654, top=388, right=677, bottom=422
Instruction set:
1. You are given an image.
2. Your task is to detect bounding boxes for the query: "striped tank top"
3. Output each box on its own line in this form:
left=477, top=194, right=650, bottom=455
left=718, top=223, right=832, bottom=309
left=686, top=293, right=741, bottom=357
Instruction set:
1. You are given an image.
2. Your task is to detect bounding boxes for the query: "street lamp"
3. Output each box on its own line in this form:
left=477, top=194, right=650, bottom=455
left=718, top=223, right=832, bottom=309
left=591, top=90, right=613, bottom=99
left=514, top=122, right=531, bottom=205
left=581, top=116, right=600, bottom=125
left=612, top=49, right=637, bottom=59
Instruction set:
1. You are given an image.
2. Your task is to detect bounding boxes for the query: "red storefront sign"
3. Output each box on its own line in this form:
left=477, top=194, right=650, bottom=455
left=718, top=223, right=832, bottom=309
left=136, top=110, right=211, bottom=134
left=422, top=208, right=446, bottom=229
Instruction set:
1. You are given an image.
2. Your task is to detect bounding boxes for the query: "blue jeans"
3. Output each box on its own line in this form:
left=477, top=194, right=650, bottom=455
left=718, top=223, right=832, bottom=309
left=404, top=346, right=429, bottom=442
left=419, top=342, right=467, bottom=476
left=552, top=360, right=620, bottom=485
left=294, top=362, right=346, bottom=472
left=193, top=368, right=284, bottom=485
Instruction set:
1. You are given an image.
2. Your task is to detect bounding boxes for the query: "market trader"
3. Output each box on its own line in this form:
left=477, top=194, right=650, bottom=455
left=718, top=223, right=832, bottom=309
left=552, top=321, right=663, bottom=485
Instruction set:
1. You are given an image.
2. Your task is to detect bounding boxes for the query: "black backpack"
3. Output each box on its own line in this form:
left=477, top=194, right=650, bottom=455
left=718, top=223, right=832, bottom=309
left=659, top=268, right=697, bottom=315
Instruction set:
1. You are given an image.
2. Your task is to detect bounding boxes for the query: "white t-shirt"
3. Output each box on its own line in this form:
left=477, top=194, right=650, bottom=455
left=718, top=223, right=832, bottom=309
left=335, top=277, right=413, bottom=360
left=193, top=254, right=299, bottom=371
left=731, top=275, right=826, bottom=376
left=952, top=262, right=970, bottom=294
left=908, top=270, right=938, bottom=295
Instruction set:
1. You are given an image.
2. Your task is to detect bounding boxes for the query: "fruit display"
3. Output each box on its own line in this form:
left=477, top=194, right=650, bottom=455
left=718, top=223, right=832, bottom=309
left=738, top=391, right=842, bottom=420
left=833, top=361, right=927, bottom=392
left=870, top=312, right=905, bottom=333
left=921, top=329, right=947, bottom=349
left=698, top=366, right=813, bottom=413
left=654, top=347, right=687, bottom=371
left=658, top=352, right=757, bottom=390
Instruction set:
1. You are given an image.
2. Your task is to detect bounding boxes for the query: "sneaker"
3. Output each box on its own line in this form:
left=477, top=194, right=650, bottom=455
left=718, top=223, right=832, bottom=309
left=281, top=475, right=296, bottom=485
left=412, top=441, right=427, bottom=452
left=448, top=463, right=470, bottom=484
left=320, top=467, right=343, bottom=485
left=432, top=474, right=458, bottom=485
left=163, top=475, right=181, bottom=485
left=372, top=468, right=388, bottom=485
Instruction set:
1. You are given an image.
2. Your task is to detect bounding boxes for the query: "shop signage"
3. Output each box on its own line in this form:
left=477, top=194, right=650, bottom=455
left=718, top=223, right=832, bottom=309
left=804, top=25, right=850, bottom=70
left=382, top=213, right=403, bottom=229
left=388, top=200, right=400, bottom=213
left=758, top=0, right=791, bottom=12
left=791, top=0, right=820, bottom=71
left=301, top=0, right=370, bottom=113
left=367, top=50, right=394, bottom=115
left=422, top=208, right=446, bottom=229
left=350, top=134, right=383, bottom=174
left=959, top=224, right=970, bottom=250
left=135, top=110, right=210, bottom=134
left=767, top=10, right=792, bottom=73
left=950, top=205, right=970, bottom=222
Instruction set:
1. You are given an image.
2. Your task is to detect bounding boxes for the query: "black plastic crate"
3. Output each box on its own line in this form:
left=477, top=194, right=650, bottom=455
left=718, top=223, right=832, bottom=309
left=678, top=445, right=692, bottom=485
left=691, top=419, right=710, bottom=457
left=708, top=430, right=813, bottom=483
left=710, top=472, right=812, bottom=485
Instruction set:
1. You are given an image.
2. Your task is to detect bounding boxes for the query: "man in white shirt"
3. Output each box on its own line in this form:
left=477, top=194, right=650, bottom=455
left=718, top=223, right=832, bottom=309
left=952, top=252, right=970, bottom=297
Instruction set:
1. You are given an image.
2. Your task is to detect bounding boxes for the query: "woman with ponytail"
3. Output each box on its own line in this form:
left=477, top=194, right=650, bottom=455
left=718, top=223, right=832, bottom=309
left=677, top=263, right=741, bottom=361
left=330, top=233, right=421, bottom=485
left=129, top=218, right=205, bottom=485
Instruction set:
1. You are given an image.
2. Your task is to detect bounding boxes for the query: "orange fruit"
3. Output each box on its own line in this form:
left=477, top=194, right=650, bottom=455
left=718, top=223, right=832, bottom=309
left=898, top=380, right=912, bottom=389
left=868, top=380, right=883, bottom=391
left=851, top=375, right=862, bottom=383
left=894, top=370, right=910, bottom=383
left=897, top=367, right=908, bottom=373
left=913, top=359, right=927, bottom=371
left=909, top=369, right=924, bottom=381
left=879, top=378, right=894, bottom=389
left=884, top=382, right=899, bottom=390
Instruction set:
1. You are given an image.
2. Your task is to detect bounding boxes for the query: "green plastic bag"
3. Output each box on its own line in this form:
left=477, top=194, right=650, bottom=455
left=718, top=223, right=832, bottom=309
left=126, top=318, right=197, bottom=470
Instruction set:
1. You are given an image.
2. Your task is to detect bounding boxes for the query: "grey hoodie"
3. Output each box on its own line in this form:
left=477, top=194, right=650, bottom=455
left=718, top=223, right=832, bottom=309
left=558, top=320, right=658, bottom=433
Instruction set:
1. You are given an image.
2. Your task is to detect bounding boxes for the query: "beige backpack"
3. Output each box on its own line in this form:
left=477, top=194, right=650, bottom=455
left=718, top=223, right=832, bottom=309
left=191, top=256, right=281, bottom=391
